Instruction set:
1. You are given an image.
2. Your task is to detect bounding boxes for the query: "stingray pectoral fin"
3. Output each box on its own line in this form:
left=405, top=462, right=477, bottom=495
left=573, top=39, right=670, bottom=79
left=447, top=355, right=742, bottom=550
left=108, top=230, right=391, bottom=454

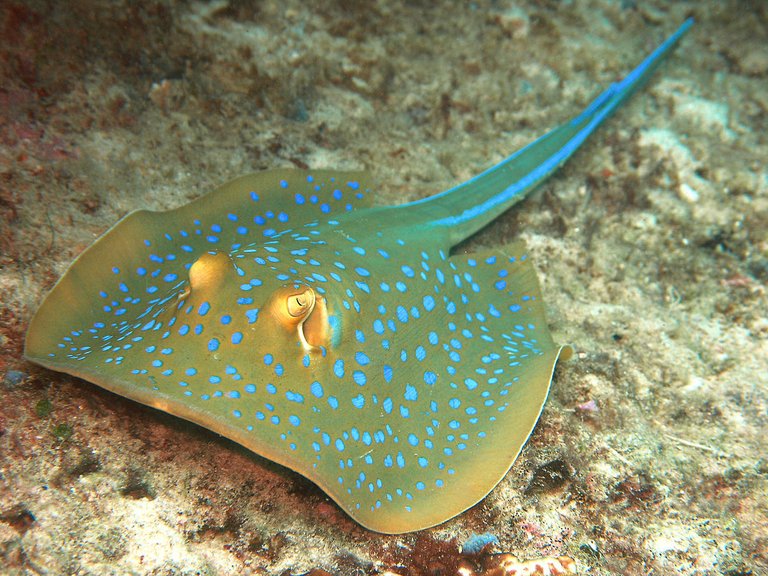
left=24, top=168, right=372, bottom=369
left=352, top=346, right=566, bottom=534
left=25, top=208, right=169, bottom=368
left=167, top=168, right=375, bottom=254
left=304, top=243, right=565, bottom=533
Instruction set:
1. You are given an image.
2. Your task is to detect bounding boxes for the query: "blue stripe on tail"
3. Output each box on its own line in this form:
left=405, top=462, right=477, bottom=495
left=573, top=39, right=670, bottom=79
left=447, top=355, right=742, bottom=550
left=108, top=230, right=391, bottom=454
left=405, top=18, right=693, bottom=244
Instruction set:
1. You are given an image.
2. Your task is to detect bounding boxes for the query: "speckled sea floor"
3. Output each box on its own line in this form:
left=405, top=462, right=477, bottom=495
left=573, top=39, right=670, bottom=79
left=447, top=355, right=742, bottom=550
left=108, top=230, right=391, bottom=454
left=1, top=1, right=766, bottom=575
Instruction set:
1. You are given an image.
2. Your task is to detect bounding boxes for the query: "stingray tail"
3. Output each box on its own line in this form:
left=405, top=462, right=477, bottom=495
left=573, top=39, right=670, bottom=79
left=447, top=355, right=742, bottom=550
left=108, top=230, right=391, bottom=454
left=405, top=18, right=693, bottom=244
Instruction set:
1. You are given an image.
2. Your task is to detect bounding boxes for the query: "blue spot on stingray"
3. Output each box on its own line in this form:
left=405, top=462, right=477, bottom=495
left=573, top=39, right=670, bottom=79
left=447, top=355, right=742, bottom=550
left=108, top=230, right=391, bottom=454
left=404, top=384, right=418, bottom=401
left=334, top=359, right=345, bottom=378
left=208, top=338, right=219, bottom=351
left=353, top=371, right=367, bottom=386
left=311, top=381, right=324, bottom=398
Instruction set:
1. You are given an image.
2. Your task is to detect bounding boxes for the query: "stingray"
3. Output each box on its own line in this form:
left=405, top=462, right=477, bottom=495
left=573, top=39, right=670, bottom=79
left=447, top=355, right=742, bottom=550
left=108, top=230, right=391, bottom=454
left=25, top=20, right=692, bottom=533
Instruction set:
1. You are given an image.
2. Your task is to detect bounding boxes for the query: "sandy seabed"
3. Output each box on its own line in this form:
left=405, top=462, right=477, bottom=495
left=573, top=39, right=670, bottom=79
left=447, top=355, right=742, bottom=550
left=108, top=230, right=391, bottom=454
left=1, top=1, right=766, bottom=575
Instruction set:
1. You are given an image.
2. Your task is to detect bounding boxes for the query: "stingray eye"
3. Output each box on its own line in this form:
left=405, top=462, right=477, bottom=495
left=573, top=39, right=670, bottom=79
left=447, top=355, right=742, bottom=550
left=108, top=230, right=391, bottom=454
left=284, top=286, right=315, bottom=321
left=287, top=291, right=311, bottom=317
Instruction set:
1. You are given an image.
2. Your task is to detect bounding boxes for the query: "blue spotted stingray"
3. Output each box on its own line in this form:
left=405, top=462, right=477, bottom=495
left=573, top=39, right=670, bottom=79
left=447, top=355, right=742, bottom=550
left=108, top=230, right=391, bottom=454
left=25, top=20, right=692, bottom=533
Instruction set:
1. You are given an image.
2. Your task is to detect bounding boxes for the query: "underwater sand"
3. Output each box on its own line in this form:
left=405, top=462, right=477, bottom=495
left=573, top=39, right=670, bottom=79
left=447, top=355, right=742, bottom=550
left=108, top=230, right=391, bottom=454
left=1, top=1, right=765, bottom=574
